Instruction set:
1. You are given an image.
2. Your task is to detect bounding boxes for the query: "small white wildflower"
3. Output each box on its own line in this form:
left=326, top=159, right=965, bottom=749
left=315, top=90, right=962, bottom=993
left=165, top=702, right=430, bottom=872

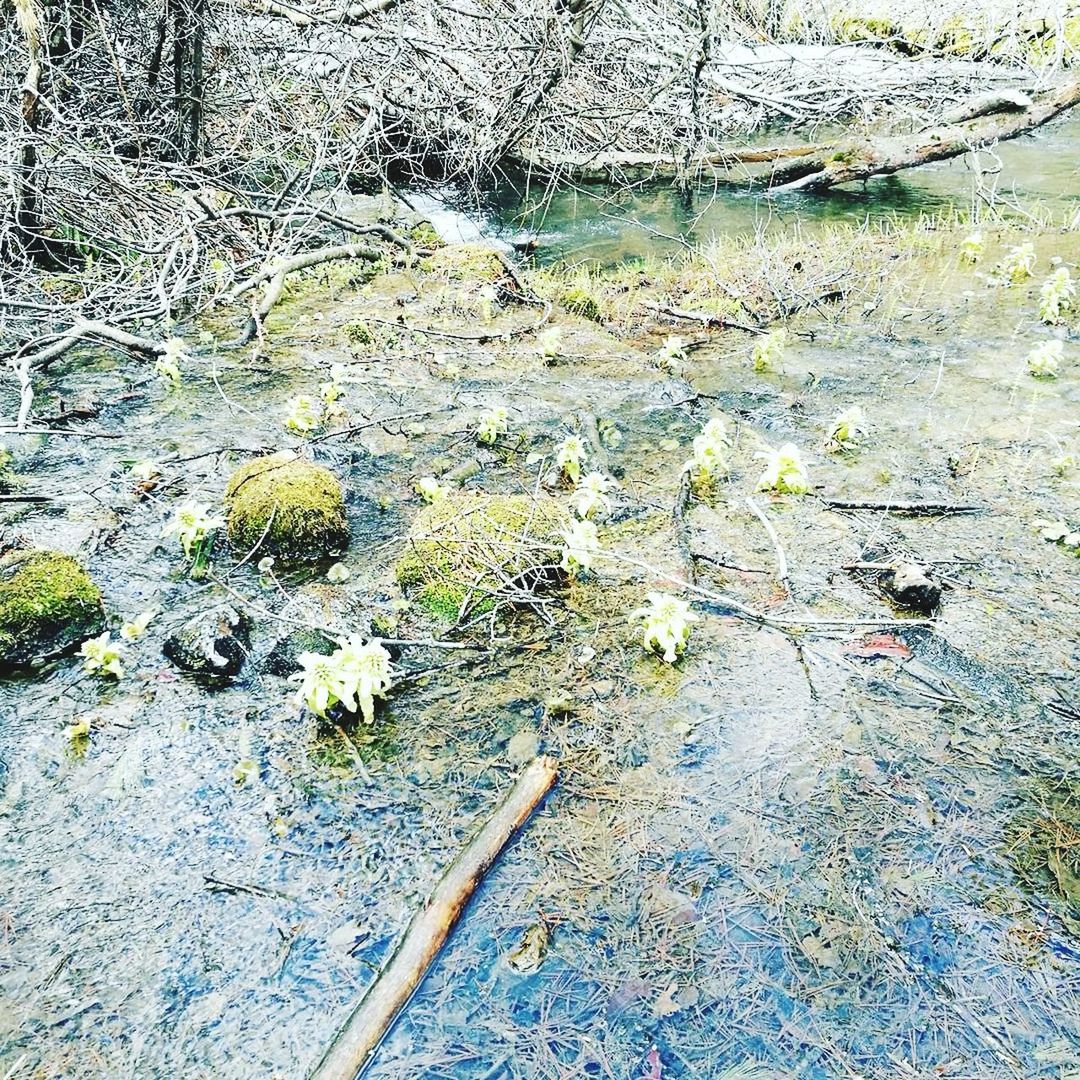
left=655, top=335, right=688, bottom=371
left=291, top=636, right=392, bottom=724
left=561, top=519, right=600, bottom=574
left=959, top=232, right=984, bottom=264
left=285, top=394, right=320, bottom=434
left=555, top=435, right=585, bottom=485
left=415, top=476, right=449, bottom=503
left=1036, top=519, right=1080, bottom=550
left=477, top=284, right=499, bottom=322
left=824, top=406, right=866, bottom=453
left=119, top=610, right=155, bottom=642
left=572, top=472, right=614, bottom=520
left=257, top=556, right=276, bottom=574
left=537, top=327, right=563, bottom=359
left=996, top=242, right=1036, bottom=284
left=80, top=632, right=123, bottom=678
left=326, top=562, right=351, bottom=583
left=475, top=406, right=509, bottom=445
left=684, top=416, right=730, bottom=484
left=162, top=501, right=225, bottom=558
left=756, top=443, right=809, bottom=495
left=752, top=328, right=787, bottom=373
left=130, top=461, right=162, bottom=483
left=1038, top=267, right=1076, bottom=324
left=155, top=337, right=188, bottom=385
left=631, top=592, right=697, bottom=664
left=1026, top=340, right=1063, bottom=379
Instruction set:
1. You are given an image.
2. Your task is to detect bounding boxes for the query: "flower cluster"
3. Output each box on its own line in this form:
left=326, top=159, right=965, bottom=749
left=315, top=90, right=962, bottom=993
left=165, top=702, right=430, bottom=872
left=155, top=337, right=189, bottom=385
left=475, top=406, right=509, bottom=445
left=631, top=592, right=697, bottom=664
left=119, top=610, right=154, bottom=642
left=752, top=328, right=787, bottom=373
left=285, top=394, right=321, bottom=434
left=996, top=242, right=1036, bottom=284
left=291, top=636, right=393, bottom=724
left=685, top=416, right=729, bottom=485
left=655, top=335, right=687, bottom=371
left=824, top=406, right=865, bottom=453
left=556, top=435, right=585, bottom=485
left=1038, top=267, right=1076, bottom=324
left=415, top=476, right=449, bottom=503
left=537, top=327, right=563, bottom=360
left=320, top=363, right=348, bottom=403
left=572, top=472, right=614, bottom=520
left=163, top=501, right=225, bottom=558
left=756, top=443, right=809, bottom=494
left=1026, top=340, right=1063, bottom=379
left=80, top=632, right=124, bottom=678
left=1036, top=519, right=1080, bottom=552
left=561, top=519, right=600, bottom=574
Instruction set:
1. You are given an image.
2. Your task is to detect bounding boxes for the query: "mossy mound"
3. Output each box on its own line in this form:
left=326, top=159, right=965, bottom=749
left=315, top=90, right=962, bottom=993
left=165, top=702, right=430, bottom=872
left=422, top=243, right=505, bottom=282
left=395, top=493, right=570, bottom=618
left=0, top=550, right=104, bottom=666
left=225, top=452, right=348, bottom=561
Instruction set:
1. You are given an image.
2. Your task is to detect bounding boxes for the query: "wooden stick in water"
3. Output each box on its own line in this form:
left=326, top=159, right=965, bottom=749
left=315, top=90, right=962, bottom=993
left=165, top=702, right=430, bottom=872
left=308, top=755, right=559, bottom=1080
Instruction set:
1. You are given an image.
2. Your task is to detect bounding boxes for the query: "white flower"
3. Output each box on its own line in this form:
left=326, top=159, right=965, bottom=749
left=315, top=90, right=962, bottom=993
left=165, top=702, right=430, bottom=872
left=631, top=592, right=697, bottom=663
left=684, top=416, right=730, bottom=483
left=959, top=232, right=984, bottom=264
left=119, top=610, right=154, bottom=642
left=291, top=636, right=392, bottom=724
left=537, top=327, right=563, bottom=359
left=752, top=328, right=787, bottom=373
left=285, top=394, right=320, bottom=434
left=257, top=555, right=276, bottom=574
left=1026, top=340, right=1063, bottom=379
left=1038, top=267, right=1075, bottom=324
left=997, top=242, right=1036, bottom=284
left=477, top=284, right=499, bottom=322
left=415, top=476, right=449, bottom=503
left=130, top=460, right=163, bottom=483
left=326, top=562, right=351, bottom=583
left=80, top=632, right=123, bottom=678
left=756, top=443, right=809, bottom=495
left=555, top=435, right=585, bottom=484
left=560, top=519, right=600, bottom=574
left=655, top=335, right=687, bottom=370
left=163, top=501, right=225, bottom=557
left=1036, top=519, right=1080, bottom=549
left=155, top=337, right=188, bottom=385
left=475, top=406, right=509, bottom=445
left=572, top=472, right=614, bottom=520
left=824, top=406, right=865, bottom=453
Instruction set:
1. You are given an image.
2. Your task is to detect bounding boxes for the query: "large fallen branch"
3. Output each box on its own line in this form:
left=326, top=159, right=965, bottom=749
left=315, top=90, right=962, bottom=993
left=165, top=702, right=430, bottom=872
left=308, top=755, right=559, bottom=1080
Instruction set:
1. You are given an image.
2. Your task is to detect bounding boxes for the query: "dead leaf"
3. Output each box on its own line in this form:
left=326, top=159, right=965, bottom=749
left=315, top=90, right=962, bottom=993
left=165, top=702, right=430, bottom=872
left=845, top=633, right=912, bottom=660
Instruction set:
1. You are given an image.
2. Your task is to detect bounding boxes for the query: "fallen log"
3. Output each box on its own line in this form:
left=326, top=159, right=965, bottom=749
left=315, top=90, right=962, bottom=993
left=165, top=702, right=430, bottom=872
left=308, top=755, right=559, bottom=1080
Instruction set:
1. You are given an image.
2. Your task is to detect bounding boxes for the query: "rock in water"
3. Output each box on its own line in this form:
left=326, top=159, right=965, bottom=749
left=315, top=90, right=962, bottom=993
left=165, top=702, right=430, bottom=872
left=163, top=606, right=250, bottom=678
left=225, top=451, right=348, bottom=562
left=885, top=563, right=941, bottom=614
left=0, top=550, right=104, bottom=667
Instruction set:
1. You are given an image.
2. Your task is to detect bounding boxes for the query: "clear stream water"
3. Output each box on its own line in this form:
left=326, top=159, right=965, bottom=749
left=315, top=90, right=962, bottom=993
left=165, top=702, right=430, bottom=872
left=0, top=128, right=1078, bottom=1080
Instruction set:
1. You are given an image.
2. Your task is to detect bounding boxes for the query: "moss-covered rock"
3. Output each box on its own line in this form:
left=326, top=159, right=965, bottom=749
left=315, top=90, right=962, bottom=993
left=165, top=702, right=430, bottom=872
left=560, top=284, right=603, bottom=322
left=395, top=492, right=569, bottom=618
left=225, top=452, right=348, bottom=561
left=0, top=550, right=104, bottom=666
left=422, top=243, right=505, bottom=282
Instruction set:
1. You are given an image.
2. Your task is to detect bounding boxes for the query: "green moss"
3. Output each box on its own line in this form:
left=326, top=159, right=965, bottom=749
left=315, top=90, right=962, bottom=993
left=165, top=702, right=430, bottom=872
left=560, top=285, right=603, bottom=322
left=0, top=550, right=104, bottom=666
left=225, top=452, right=348, bottom=561
left=422, top=243, right=504, bottom=282
left=395, top=492, right=570, bottom=618
left=342, top=319, right=375, bottom=346
left=409, top=221, right=444, bottom=249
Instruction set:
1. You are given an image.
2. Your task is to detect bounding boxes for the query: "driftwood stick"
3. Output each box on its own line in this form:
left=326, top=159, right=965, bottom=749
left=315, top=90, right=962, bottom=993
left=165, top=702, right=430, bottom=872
left=745, top=496, right=789, bottom=591
left=822, top=499, right=986, bottom=515
left=309, top=755, right=559, bottom=1080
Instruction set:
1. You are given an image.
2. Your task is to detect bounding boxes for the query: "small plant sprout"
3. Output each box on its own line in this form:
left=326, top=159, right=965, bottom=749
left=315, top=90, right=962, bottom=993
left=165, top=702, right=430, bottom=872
left=320, top=363, right=348, bottom=403
left=475, top=406, right=509, bottom=445
left=756, top=443, right=810, bottom=495
left=155, top=337, right=189, bottom=385
left=631, top=592, right=697, bottom=664
left=285, top=394, right=320, bottom=434
left=477, top=283, right=499, bottom=322
left=163, top=500, right=225, bottom=558
left=556, top=434, right=586, bottom=484
left=415, top=476, right=449, bottom=503
left=560, top=519, right=600, bottom=574
left=537, top=326, right=563, bottom=359
left=326, top=562, right=351, bottom=583
left=997, top=242, right=1036, bottom=284
left=824, top=406, right=866, bottom=453
left=572, top=471, right=614, bottom=520
left=655, top=335, right=688, bottom=371
left=959, top=231, right=984, bottom=264
left=119, top=610, right=155, bottom=642
left=291, top=636, right=393, bottom=724
left=1036, top=519, right=1080, bottom=552
left=1026, top=340, right=1063, bottom=378
left=752, top=328, right=787, bottom=373
left=1038, top=267, right=1076, bottom=324
left=685, top=416, right=730, bottom=485
left=80, top=632, right=123, bottom=678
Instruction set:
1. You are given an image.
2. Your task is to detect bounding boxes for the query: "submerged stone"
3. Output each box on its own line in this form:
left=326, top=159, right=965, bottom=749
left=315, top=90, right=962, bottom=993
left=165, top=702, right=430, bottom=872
left=0, top=550, right=104, bottom=667
left=163, top=606, right=250, bottom=678
left=885, top=563, right=941, bottom=614
left=225, top=452, right=348, bottom=561
left=395, top=492, right=569, bottom=618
